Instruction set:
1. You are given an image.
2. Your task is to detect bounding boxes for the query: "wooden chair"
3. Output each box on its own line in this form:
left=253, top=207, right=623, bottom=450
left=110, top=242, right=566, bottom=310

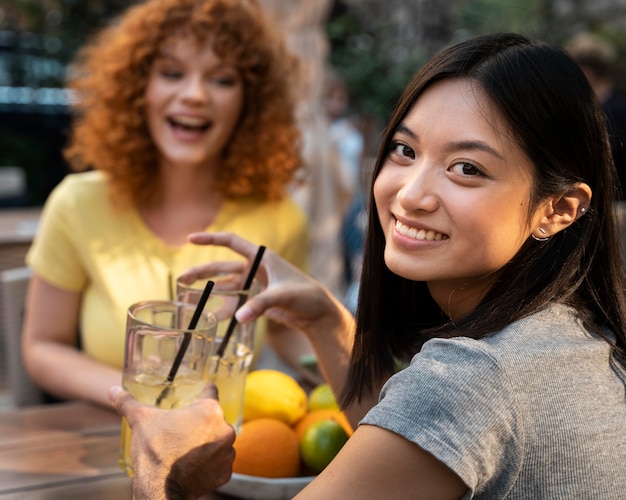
left=0, top=267, right=46, bottom=407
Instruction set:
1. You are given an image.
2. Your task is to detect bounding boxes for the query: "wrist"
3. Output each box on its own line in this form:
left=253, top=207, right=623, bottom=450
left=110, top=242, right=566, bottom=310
left=131, top=458, right=171, bottom=500
left=132, top=476, right=166, bottom=500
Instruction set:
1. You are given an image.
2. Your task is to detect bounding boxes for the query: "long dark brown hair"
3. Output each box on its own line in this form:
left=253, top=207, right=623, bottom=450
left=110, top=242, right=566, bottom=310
left=343, top=32, right=626, bottom=405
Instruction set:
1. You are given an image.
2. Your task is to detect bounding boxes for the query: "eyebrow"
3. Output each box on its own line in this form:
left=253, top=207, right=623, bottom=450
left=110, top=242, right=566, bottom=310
left=395, top=123, right=505, bottom=160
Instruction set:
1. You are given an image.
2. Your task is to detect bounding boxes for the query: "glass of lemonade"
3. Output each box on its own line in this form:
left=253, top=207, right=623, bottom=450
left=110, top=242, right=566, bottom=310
left=177, top=274, right=257, bottom=433
left=119, top=300, right=218, bottom=477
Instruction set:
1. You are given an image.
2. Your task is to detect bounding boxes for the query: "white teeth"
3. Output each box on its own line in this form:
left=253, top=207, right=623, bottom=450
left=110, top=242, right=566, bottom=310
left=171, top=116, right=208, bottom=127
left=395, top=220, right=447, bottom=241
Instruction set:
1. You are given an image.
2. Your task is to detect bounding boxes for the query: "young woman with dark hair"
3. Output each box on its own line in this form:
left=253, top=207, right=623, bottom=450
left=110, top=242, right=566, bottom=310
left=111, top=32, right=626, bottom=499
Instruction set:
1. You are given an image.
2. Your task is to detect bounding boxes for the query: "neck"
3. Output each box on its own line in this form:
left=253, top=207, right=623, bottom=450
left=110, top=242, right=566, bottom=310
left=158, top=159, right=219, bottom=203
left=427, top=276, right=496, bottom=321
left=138, top=161, right=224, bottom=247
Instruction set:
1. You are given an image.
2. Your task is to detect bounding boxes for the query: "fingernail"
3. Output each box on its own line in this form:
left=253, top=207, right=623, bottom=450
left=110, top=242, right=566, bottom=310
left=108, top=386, right=122, bottom=400
left=235, top=305, right=253, bottom=323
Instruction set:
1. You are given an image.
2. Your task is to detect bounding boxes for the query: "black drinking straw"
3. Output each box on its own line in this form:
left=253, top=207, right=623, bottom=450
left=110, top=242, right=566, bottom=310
left=155, top=279, right=215, bottom=407
left=215, top=245, right=266, bottom=360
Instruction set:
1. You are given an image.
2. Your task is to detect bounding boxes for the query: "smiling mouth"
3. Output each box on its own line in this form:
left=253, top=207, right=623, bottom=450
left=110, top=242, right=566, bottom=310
left=168, top=117, right=211, bottom=132
left=395, top=219, right=448, bottom=241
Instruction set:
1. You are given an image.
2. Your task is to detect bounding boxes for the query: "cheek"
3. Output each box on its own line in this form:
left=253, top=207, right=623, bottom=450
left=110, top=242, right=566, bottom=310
left=221, top=88, right=244, bottom=121
left=474, top=217, right=530, bottom=266
left=372, top=170, right=393, bottom=207
left=143, top=79, right=160, bottom=110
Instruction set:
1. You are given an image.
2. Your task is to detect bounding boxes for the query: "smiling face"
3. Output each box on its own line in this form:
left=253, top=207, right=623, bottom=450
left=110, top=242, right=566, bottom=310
left=144, top=36, right=244, bottom=171
left=374, top=78, right=547, bottom=319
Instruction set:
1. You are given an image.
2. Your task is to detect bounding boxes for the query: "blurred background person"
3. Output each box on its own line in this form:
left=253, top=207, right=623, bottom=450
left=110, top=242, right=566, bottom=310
left=261, top=0, right=350, bottom=301
left=325, top=69, right=364, bottom=205
left=566, top=31, right=626, bottom=267
left=21, top=0, right=315, bottom=409
left=324, top=69, right=366, bottom=313
left=566, top=32, right=626, bottom=199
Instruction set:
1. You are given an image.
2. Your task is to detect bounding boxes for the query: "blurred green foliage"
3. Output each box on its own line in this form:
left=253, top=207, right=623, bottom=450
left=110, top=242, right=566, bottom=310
left=326, top=0, right=626, bottom=128
left=326, top=7, right=427, bottom=125
left=457, top=0, right=550, bottom=38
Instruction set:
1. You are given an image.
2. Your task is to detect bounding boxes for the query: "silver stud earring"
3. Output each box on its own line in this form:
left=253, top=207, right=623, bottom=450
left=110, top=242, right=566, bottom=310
left=581, top=207, right=586, bottom=214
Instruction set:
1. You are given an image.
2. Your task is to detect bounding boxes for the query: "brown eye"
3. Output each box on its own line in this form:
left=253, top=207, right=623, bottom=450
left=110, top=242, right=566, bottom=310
left=450, top=161, right=483, bottom=177
left=388, top=142, right=415, bottom=160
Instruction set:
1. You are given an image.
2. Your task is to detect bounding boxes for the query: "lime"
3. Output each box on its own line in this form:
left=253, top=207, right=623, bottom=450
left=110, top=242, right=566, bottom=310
left=308, top=383, right=339, bottom=411
left=300, top=419, right=349, bottom=473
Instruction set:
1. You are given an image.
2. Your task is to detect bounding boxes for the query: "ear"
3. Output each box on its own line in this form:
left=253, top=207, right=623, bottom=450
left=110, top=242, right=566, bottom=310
left=532, top=182, right=592, bottom=239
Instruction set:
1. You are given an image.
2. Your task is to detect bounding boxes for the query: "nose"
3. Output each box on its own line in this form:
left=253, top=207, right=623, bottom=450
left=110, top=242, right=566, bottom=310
left=395, top=161, right=440, bottom=212
left=181, top=75, right=208, bottom=104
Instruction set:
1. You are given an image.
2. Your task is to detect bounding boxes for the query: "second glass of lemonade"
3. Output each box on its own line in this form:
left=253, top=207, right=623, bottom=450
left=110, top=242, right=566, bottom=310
left=177, top=274, right=257, bottom=433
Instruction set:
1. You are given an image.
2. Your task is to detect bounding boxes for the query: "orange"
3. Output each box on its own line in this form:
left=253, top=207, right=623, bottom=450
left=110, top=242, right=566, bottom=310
left=232, top=418, right=301, bottom=478
left=294, top=409, right=354, bottom=441
left=300, top=419, right=349, bottom=473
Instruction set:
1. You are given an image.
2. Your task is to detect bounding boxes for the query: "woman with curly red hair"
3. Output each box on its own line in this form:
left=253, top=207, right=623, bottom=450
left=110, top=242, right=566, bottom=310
left=22, top=0, right=313, bottom=408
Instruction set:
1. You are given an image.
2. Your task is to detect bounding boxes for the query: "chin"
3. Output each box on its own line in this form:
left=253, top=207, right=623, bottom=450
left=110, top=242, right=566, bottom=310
left=384, top=256, right=429, bottom=282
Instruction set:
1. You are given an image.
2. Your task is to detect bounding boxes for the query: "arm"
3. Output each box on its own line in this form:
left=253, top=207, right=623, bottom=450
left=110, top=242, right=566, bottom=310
left=112, top=383, right=466, bottom=500
left=265, top=319, right=323, bottom=386
left=183, top=232, right=379, bottom=427
left=109, top=385, right=236, bottom=500
left=21, top=275, right=121, bottom=408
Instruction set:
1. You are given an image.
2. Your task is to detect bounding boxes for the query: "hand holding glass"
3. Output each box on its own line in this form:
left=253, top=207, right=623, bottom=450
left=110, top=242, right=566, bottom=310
left=119, top=300, right=218, bottom=477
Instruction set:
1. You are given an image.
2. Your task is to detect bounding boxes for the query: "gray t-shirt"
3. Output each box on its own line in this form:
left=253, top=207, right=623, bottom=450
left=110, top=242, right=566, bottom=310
left=361, top=304, right=626, bottom=498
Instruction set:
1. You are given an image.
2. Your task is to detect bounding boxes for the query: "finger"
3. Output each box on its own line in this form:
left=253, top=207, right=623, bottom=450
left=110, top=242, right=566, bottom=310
left=178, top=261, right=248, bottom=284
left=198, top=383, right=219, bottom=401
left=187, top=232, right=263, bottom=260
left=109, top=386, right=142, bottom=418
left=234, top=285, right=298, bottom=323
left=192, top=384, right=226, bottom=417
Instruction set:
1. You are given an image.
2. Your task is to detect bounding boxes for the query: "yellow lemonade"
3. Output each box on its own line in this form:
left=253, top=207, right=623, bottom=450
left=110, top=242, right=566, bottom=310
left=119, top=371, right=206, bottom=476
left=209, top=340, right=253, bottom=433
left=119, top=342, right=253, bottom=477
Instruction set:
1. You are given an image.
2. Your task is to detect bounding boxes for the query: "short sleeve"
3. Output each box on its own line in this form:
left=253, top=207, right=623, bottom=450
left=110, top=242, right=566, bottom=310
left=360, top=337, right=524, bottom=497
left=26, top=176, right=87, bottom=291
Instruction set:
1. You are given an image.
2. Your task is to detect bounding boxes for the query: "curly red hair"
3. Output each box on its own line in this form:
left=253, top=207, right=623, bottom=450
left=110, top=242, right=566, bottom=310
left=64, top=0, right=302, bottom=206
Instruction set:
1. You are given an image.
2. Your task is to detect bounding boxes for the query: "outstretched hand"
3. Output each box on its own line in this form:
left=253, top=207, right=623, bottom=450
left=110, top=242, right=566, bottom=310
left=109, top=385, right=236, bottom=500
left=181, top=232, right=349, bottom=336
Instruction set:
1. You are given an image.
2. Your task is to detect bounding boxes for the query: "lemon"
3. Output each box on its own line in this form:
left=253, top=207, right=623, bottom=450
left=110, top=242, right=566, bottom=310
left=300, top=419, right=349, bottom=473
left=243, top=370, right=307, bottom=425
left=308, top=383, right=339, bottom=411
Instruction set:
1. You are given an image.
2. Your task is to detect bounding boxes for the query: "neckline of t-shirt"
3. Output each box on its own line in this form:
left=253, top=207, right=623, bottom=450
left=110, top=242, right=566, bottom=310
left=129, top=200, right=233, bottom=254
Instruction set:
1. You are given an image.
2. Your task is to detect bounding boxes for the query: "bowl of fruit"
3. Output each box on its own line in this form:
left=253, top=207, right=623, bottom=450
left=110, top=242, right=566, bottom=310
left=217, top=370, right=353, bottom=500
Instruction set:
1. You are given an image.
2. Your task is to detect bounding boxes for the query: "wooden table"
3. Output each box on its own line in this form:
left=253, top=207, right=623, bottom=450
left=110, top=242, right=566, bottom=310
left=0, top=402, right=234, bottom=499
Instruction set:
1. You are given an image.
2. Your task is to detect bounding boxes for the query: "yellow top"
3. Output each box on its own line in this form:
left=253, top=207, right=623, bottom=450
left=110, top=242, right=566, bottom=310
left=26, top=171, right=309, bottom=367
